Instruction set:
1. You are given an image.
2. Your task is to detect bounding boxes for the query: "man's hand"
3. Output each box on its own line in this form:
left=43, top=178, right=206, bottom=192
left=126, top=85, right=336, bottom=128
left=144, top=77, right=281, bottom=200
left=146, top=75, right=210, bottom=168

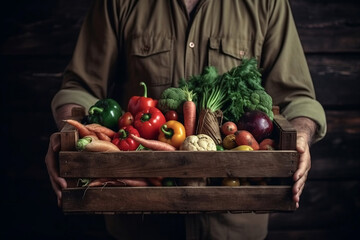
left=45, top=104, right=82, bottom=207
left=290, top=117, right=317, bottom=208
left=45, top=132, right=67, bottom=207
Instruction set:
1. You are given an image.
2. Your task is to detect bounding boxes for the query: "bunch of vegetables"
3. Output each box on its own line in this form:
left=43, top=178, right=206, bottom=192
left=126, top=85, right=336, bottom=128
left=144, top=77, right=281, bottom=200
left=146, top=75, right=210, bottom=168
left=177, top=58, right=274, bottom=145
left=63, top=58, right=278, bottom=187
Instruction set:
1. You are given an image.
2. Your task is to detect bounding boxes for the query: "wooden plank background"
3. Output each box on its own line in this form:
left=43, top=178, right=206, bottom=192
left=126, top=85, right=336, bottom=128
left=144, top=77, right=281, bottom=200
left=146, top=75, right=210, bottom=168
left=1, top=0, right=359, bottom=239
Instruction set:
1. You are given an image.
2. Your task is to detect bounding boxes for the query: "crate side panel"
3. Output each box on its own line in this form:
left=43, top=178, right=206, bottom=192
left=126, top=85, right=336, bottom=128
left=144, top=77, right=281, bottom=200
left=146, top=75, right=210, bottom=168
left=273, top=115, right=297, bottom=150
left=59, top=151, right=299, bottom=178
left=62, top=186, right=296, bottom=213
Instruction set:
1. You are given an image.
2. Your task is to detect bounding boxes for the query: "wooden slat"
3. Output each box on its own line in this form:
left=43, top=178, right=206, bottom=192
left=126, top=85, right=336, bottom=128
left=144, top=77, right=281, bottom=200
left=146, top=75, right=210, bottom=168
left=62, top=186, right=295, bottom=213
left=290, top=0, right=360, bottom=53
left=269, top=180, right=360, bottom=229
left=309, top=110, right=360, bottom=179
left=307, top=54, right=360, bottom=107
left=60, top=125, right=78, bottom=151
left=1, top=0, right=90, bottom=55
left=59, top=150, right=298, bottom=178
left=325, top=110, right=360, bottom=134
left=273, top=115, right=297, bottom=150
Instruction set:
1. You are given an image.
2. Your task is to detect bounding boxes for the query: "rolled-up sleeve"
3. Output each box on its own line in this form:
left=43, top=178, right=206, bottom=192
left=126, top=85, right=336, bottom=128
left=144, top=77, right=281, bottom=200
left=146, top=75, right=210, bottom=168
left=51, top=0, right=120, bottom=115
left=260, top=0, right=326, bottom=142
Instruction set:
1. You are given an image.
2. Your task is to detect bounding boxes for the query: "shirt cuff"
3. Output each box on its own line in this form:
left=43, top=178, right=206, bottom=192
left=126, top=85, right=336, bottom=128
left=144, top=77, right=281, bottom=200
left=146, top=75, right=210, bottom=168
left=281, top=97, right=327, bottom=143
left=51, top=89, right=99, bottom=117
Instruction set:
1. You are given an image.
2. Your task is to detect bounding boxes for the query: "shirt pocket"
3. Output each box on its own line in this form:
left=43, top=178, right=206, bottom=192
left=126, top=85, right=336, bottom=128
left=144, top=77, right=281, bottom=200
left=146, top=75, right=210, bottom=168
left=128, top=35, right=173, bottom=87
left=208, top=37, right=261, bottom=74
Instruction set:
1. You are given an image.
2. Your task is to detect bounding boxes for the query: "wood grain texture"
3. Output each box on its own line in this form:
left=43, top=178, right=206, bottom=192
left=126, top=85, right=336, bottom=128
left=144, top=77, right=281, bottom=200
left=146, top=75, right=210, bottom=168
left=290, top=0, right=360, bottom=53
left=59, top=151, right=299, bottom=178
left=62, top=186, right=296, bottom=213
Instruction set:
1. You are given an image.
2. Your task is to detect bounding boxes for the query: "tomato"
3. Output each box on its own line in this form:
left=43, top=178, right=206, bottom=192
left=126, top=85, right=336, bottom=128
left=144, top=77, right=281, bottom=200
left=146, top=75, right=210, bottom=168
left=165, top=110, right=178, bottom=121
left=222, top=177, right=240, bottom=186
left=221, top=121, right=237, bottom=135
left=118, top=112, right=134, bottom=128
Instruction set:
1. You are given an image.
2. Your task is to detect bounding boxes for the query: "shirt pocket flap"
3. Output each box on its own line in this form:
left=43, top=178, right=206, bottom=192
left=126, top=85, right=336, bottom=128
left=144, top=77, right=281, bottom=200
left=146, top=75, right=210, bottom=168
left=221, top=38, right=249, bottom=60
left=209, top=37, right=221, bottom=50
left=131, top=36, right=172, bottom=57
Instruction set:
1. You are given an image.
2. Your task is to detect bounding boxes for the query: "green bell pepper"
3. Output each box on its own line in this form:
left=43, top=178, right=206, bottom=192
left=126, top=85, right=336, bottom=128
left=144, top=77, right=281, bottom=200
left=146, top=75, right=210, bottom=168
left=88, top=98, right=123, bottom=130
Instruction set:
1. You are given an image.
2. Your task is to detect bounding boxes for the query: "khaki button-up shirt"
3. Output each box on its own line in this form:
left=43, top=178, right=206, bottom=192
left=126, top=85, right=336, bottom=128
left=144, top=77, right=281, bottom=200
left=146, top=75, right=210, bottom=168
left=52, top=0, right=326, bottom=141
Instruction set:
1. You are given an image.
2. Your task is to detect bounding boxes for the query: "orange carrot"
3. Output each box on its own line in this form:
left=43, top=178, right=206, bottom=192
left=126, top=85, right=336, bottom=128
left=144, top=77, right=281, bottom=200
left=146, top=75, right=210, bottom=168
left=129, top=134, right=176, bottom=151
left=116, top=178, right=149, bottom=187
left=63, top=119, right=96, bottom=137
left=95, top=132, right=112, bottom=142
left=182, top=87, right=197, bottom=136
left=76, top=136, right=120, bottom=152
left=85, top=123, right=116, bottom=138
left=86, top=178, right=149, bottom=187
left=87, top=178, right=118, bottom=187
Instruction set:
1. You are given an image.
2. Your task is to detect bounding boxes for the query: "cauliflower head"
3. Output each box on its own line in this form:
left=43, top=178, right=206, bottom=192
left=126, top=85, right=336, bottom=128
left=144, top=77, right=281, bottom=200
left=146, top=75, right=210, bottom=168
left=180, top=134, right=217, bottom=151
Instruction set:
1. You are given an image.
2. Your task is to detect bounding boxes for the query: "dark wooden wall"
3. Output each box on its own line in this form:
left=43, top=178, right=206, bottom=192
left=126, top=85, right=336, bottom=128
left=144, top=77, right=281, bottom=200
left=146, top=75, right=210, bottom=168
left=1, top=1, right=359, bottom=239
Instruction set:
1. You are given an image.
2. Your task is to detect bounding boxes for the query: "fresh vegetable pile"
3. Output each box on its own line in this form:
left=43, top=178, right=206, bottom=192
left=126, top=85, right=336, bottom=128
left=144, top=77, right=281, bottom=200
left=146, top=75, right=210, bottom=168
left=65, top=58, right=278, bottom=187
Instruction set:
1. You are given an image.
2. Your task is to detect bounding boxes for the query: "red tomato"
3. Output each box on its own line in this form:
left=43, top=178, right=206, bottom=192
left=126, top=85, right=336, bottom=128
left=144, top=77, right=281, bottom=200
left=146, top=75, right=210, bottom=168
left=118, top=112, right=134, bottom=128
left=221, top=121, right=237, bottom=135
left=165, top=110, right=178, bottom=121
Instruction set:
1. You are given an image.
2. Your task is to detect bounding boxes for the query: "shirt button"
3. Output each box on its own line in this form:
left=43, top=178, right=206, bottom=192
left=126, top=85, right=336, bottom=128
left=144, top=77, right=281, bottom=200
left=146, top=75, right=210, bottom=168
left=189, top=42, right=195, bottom=48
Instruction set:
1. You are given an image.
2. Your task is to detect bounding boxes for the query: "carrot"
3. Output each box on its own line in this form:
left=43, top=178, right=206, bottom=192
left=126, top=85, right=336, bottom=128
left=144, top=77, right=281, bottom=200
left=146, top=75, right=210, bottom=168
left=129, top=134, right=176, bottom=151
left=116, top=178, right=149, bottom=187
left=86, top=178, right=149, bottom=187
left=63, top=119, right=96, bottom=137
left=76, top=136, right=120, bottom=152
left=85, top=123, right=116, bottom=138
left=87, top=178, right=118, bottom=187
left=81, top=178, right=120, bottom=199
left=182, top=87, right=197, bottom=136
left=95, top=131, right=112, bottom=142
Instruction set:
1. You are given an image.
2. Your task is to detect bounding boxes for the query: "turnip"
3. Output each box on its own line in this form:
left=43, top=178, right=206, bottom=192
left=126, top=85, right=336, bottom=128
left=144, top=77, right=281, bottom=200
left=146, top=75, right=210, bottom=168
left=237, top=110, right=273, bottom=142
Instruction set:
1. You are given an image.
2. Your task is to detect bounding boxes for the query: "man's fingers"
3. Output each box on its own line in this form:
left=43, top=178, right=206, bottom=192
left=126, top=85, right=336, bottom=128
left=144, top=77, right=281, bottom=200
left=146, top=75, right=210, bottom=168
left=293, top=174, right=306, bottom=195
left=296, top=135, right=307, bottom=153
left=293, top=145, right=311, bottom=181
left=50, top=132, right=61, bottom=152
left=293, top=181, right=305, bottom=208
left=45, top=132, right=67, bottom=207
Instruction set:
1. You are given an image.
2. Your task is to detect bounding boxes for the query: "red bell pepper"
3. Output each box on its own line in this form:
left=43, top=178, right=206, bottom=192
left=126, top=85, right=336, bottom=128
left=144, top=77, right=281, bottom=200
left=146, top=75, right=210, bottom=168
left=134, top=107, right=166, bottom=139
left=127, top=82, right=158, bottom=117
left=112, top=125, right=140, bottom=151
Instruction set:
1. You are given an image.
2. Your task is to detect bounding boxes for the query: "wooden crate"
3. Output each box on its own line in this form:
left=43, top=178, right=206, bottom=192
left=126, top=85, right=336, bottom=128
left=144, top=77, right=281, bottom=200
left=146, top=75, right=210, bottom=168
left=59, top=111, right=298, bottom=214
